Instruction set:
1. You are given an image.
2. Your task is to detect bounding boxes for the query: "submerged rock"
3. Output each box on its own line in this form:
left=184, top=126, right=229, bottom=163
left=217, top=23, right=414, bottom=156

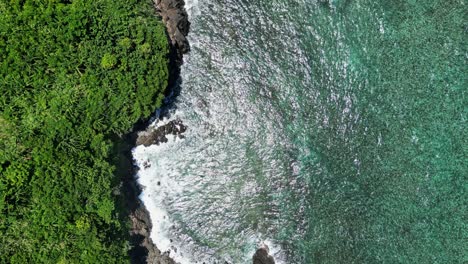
left=253, top=245, right=275, bottom=264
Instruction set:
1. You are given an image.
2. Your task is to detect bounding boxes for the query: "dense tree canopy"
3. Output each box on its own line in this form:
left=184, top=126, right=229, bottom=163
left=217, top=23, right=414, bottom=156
left=0, top=0, right=169, bottom=262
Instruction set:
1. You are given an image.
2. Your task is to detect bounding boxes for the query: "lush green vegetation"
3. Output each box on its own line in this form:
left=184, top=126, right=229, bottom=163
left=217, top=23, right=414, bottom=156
left=0, top=0, right=169, bottom=262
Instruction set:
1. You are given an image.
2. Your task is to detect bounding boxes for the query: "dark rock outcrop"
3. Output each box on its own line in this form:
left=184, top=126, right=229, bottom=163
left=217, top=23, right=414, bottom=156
left=114, top=133, right=176, bottom=264
left=154, top=0, right=190, bottom=59
left=136, top=118, right=187, bottom=147
left=130, top=206, right=175, bottom=264
left=253, top=245, right=276, bottom=264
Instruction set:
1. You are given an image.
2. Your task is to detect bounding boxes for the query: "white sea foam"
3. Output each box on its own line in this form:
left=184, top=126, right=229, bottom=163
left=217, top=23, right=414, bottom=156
left=184, top=0, right=200, bottom=18
left=134, top=129, right=176, bottom=248
left=134, top=113, right=228, bottom=263
left=133, top=114, right=200, bottom=263
left=133, top=113, right=289, bottom=262
left=264, top=240, right=287, bottom=264
left=132, top=0, right=298, bottom=262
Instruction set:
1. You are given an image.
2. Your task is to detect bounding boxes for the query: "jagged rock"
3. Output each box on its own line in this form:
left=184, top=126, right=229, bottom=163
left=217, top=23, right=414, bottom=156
left=143, top=160, right=151, bottom=169
left=130, top=206, right=175, bottom=264
left=154, top=0, right=190, bottom=57
left=136, top=119, right=188, bottom=147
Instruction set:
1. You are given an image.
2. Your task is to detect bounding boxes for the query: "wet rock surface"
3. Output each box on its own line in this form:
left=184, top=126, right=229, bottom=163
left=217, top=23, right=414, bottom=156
left=136, top=118, right=187, bottom=147
left=253, top=246, right=276, bottom=264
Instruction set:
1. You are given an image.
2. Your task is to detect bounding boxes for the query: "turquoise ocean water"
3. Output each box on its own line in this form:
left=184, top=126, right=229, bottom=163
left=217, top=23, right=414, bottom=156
left=134, top=0, right=466, bottom=263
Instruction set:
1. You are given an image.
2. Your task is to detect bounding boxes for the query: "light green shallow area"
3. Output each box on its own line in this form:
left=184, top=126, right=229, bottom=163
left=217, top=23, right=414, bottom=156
left=140, top=0, right=467, bottom=262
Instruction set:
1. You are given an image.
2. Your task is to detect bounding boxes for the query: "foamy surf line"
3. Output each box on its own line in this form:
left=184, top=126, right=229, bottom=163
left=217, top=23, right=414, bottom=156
left=133, top=115, right=194, bottom=263
left=133, top=114, right=223, bottom=263
left=184, top=0, right=200, bottom=18
left=132, top=114, right=286, bottom=263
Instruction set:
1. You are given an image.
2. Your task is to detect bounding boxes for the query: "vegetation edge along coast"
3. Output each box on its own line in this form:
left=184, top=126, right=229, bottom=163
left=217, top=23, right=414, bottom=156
left=124, top=0, right=190, bottom=263
left=0, top=0, right=188, bottom=263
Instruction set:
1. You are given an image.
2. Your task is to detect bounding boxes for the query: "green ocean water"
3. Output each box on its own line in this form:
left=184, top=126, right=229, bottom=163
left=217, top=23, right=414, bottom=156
left=136, top=0, right=467, bottom=262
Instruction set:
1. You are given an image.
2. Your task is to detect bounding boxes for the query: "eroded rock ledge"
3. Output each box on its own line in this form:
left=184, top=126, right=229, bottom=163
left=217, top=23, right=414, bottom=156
left=136, top=118, right=187, bottom=147
left=154, top=0, right=190, bottom=59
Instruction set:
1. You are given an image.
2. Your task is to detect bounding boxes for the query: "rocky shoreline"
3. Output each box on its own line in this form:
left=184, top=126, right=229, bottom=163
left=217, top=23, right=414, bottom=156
left=123, top=0, right=276, bottom=263
left=122, top=0, right=190, bottom=263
